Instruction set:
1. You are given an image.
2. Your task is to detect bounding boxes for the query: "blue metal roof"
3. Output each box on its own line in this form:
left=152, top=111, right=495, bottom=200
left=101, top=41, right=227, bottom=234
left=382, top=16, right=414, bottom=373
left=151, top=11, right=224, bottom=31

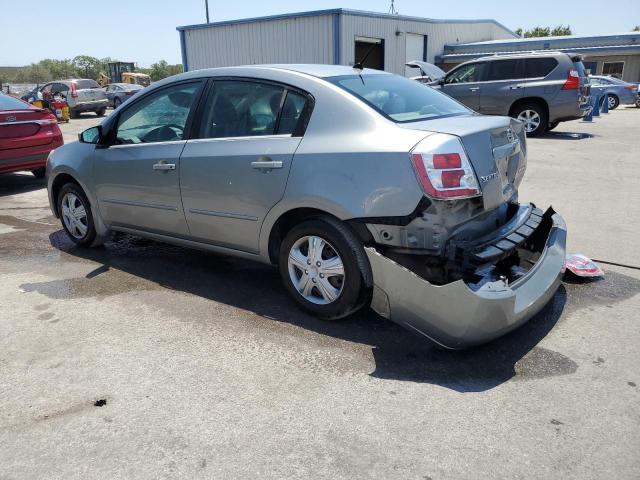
left=438, top=44, right=640, bottom=63
left=176, top=8, right=517, bottom=37
left=445, top=32, right=640, bottom=51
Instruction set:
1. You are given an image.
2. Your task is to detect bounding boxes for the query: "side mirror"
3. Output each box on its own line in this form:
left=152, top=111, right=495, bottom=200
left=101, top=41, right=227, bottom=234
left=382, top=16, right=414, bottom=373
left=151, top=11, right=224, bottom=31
left=78, top=126, right=102, bottom=144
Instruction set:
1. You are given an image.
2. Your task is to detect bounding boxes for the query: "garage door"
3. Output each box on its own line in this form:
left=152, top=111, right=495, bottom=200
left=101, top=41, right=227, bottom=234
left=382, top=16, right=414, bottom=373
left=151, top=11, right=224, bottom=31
left=405, top=33, right=425, bottom=77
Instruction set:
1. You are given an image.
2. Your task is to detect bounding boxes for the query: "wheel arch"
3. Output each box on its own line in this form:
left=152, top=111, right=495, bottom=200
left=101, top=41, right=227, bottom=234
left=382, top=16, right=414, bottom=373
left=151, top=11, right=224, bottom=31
left=50, top=172, right=81, bottom=217
left=509, top=97, right=549, bottom=117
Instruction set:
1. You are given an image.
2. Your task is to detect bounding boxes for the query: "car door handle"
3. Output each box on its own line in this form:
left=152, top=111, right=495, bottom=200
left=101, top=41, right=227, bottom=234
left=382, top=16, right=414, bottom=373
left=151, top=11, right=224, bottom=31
left=152, top=161, right=176, bottom=171
left=251, top=158, right=283, bottom=170
left=509, top=85, right=523, bottom=90
left=468, top=87, right=480, bottom=92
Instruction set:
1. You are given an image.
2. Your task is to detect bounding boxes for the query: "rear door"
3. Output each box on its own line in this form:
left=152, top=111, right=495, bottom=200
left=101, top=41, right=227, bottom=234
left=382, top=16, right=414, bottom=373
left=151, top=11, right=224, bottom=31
left=441, top=62, right=485, bottom=111
left=93, top=80, right=204, bottom=235
left=179, top=79, right=310, bottom=253
left=477, top=59, right=524, bottom=115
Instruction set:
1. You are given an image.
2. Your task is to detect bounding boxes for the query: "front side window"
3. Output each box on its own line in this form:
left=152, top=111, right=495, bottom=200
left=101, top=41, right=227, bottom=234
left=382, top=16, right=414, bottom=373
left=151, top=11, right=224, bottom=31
left=328, top=74, right=469, bottom=123
left=197, top=80, right=299, bottom=139
left=116, top=82, right=200, bottom=144
left=485, top=60, right=522, bottom=81
left=445, top=63, right=485, bottom=84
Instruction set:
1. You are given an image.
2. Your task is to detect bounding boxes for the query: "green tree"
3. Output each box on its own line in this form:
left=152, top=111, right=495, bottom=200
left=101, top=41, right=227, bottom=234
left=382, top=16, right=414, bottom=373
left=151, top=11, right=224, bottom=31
left=72, top=55, right=102, bottom=79
left=514, top=25, right=572, bottom=38
left=39, top=58, right=76, bottom=79
left=550, top=25, right=572, bottom=36
left=149, top=60, right=170, bottom=81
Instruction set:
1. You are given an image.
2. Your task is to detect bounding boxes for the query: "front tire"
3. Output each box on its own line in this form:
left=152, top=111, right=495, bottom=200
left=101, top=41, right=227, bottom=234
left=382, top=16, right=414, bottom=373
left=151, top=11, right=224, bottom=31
left=96, top=108, right=106, bottom=117
left=607, top=94, right=619, bottom=110
left=512, top=103, right=548, bottom=137
left=57, top=183, right=96, bottom=247
left=278, top=217, right=372, bottom=320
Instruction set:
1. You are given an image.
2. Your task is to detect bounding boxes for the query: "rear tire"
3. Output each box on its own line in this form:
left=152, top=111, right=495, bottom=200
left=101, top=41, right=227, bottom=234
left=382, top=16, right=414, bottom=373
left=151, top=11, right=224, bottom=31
left=512, top=102, right=548, bottom=137
left=31, top=167, right=46, bottom=179
left=96, top=108, right=106, bottom=117
left=278, top=216, right=372, bottom=320
left=607, top=94, right=619, bottom=110
left=70, top=109, right=81, bottom=119
left=57, top=183, right=96, bottom=247
left=113, top=97, right=121, bottom=109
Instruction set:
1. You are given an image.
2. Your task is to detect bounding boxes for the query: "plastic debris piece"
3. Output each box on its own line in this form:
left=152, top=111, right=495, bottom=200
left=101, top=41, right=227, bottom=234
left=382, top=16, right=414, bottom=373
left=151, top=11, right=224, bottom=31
left=565, top=253, right=604, bottom=278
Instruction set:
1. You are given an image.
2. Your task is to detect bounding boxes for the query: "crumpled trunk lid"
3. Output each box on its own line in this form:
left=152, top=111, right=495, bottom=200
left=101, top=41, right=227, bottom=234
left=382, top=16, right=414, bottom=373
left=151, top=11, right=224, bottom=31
left=400, top=114, right=527, bottom=211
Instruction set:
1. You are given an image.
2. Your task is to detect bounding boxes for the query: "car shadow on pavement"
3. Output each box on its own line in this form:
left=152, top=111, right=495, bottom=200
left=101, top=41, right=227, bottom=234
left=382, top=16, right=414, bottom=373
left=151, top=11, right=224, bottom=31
left=539, top=131, right=595, bottom=140
left=0, top=173, right=46, bottom=197
left=49, top=231, right=569, bottom=393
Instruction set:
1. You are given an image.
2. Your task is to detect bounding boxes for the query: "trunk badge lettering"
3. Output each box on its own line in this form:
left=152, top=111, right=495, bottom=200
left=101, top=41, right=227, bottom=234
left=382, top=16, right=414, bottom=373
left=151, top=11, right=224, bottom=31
left=6, top=116, right=17, bottom=122
left=481, top=172, right=499, bottom=183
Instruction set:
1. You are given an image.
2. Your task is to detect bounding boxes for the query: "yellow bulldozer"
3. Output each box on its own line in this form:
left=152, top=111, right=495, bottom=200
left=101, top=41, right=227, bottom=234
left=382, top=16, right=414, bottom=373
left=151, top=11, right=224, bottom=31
left=97, top=62, right=151, bottom=87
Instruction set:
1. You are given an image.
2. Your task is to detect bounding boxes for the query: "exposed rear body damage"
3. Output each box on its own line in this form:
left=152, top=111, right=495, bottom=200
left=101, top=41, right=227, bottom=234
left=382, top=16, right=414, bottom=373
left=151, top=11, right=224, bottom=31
left=366, top=209, right=566, bottom=349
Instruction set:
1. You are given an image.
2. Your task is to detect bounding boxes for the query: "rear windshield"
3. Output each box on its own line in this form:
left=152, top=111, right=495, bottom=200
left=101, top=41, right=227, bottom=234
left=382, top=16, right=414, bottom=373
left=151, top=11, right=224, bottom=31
left=327, top=74, right=469, bottom=123
left=0, top=94, right=31, bottom=110
left=74, top=79, right=100, bottom=90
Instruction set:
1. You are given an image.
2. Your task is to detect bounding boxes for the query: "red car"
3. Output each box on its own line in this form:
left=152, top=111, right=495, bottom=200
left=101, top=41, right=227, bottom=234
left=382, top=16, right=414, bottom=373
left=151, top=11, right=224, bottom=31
left=0, top=93, right=63, bottom=178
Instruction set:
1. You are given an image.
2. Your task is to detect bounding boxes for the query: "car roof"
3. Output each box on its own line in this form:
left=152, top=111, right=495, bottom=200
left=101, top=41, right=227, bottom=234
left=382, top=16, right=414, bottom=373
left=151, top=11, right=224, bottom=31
left=184, top=64, right=389, bottom=79
left=475, top=51, right=568, bottom=62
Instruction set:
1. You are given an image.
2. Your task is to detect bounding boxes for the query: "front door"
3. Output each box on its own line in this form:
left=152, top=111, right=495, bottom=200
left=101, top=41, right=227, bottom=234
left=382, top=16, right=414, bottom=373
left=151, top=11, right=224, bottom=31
left=180, top=79, right=310, bottom=253
left=441, top=62, right=486, bottom=111
left=93, top=80, right=203, bottom=235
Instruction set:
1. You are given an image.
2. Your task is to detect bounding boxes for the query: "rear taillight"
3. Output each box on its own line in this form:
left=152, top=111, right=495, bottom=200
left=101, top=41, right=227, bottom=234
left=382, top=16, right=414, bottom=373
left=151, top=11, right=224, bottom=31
left=624, top=85, right=636, bottom=90
left=125, top=91, right=135, bottom=96
left=70, top=82, right=78, bottom=98
left=562, top=69, right=580, bottom=90
left=410, top=133, right=480, bottom=200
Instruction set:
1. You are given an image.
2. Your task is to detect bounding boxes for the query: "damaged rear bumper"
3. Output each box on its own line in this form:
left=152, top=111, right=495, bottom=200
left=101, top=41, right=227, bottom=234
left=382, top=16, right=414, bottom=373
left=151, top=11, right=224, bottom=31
left=366, top=208, right=567, bottom=349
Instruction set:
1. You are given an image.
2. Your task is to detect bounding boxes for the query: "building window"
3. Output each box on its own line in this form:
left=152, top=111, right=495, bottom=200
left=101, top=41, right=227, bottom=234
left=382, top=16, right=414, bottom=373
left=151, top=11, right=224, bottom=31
left=602, top=61, right=624, bottom=79
left=354, top=37, right=385, bottom=70
left=582, top=61, right=597, bottom=76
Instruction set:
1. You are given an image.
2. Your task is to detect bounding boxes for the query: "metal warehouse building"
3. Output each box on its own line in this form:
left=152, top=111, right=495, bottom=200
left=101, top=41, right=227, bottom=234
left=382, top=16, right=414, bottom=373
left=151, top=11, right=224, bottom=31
left=177, top=8, right=516, bottom=77
left=438, top=32, right=640, bottom=82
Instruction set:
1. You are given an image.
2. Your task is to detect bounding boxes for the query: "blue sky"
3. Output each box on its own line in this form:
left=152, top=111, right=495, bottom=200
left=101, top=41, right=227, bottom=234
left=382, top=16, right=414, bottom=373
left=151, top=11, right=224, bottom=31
left=1, top=0, right=637, bottom=67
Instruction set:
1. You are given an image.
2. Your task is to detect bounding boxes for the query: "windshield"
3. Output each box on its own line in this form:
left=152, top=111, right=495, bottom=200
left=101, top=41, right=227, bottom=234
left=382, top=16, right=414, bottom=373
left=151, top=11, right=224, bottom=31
left=327, top=74, right=469, bottom=123
left=0, top=94, right=31, bottom=110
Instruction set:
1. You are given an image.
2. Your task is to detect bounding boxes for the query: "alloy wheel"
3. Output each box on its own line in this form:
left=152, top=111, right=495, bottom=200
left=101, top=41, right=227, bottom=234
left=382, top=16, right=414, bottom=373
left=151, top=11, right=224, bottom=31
left=517, top=110, right=541, bottom=133
left=61, top=192, right=88, bottom=239
left=608, top=96, right=616, bottom=109
left=287, top=235, right=345, bottom=305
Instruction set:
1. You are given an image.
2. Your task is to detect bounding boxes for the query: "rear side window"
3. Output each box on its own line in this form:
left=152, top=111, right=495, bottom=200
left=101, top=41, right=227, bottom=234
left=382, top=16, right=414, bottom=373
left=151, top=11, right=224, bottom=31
left=74, top=79, right=100, bottom=90
left=485, top=60, right=522, bottom=81
left=524, top=58, right=558, bottom=78
left=277, top=91, right=307, bottom=135
left=0, top=94, right=31, bottom=110
left=197, top=80, right=307, bottom=139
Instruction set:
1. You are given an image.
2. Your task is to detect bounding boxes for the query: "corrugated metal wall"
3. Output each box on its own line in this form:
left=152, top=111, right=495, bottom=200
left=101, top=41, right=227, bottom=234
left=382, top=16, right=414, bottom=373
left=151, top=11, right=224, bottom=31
left=183, top=15, right=335, bottom=70
left=340, top=14, right=514, bottom=74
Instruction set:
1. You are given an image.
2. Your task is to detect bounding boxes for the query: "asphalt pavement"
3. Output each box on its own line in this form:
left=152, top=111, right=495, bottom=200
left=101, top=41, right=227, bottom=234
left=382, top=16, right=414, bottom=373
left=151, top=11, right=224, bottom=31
left=0, top=107, right=638, bottom=479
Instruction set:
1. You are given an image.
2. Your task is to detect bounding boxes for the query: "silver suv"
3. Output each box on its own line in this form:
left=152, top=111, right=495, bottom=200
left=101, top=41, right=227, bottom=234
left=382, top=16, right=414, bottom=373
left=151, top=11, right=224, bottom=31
left=433, top=52, right=591, bottom=136
left=38, top=79, right=109, bottom=118
left=46, top=65, right=567, bottom=349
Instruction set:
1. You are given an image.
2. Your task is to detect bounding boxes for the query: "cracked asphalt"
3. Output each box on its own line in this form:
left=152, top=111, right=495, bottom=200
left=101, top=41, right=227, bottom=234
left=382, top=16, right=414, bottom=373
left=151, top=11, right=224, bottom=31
left=1, top=108, right=639, bottom=479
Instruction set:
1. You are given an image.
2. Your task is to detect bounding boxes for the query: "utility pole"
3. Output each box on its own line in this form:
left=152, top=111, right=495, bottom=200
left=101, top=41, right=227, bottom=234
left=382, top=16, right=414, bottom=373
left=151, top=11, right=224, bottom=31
left=205, top=0, right=210, bottom=23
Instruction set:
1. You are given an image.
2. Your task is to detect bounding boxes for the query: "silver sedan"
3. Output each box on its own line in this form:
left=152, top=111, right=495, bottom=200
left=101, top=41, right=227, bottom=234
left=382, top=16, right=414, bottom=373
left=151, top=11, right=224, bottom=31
left=46, top=65, right=566, bottom=348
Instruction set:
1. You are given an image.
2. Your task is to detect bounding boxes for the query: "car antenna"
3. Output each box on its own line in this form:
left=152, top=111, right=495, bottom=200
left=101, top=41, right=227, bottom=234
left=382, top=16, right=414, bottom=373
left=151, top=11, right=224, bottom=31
left=353, top=44, right=376, bottom=83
